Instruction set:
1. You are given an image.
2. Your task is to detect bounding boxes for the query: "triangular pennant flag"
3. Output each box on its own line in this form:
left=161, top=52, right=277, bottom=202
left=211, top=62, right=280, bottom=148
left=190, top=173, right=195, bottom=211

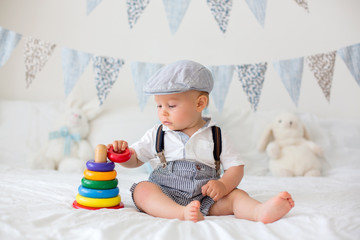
left=62, top=48, right=92, bottom=96
left=206, top=0, right=233, bottom=33
left=131, top=62, right=163, bottom=110
left=273, top=57, right=304, bottom=106
left=86, top=0, right=103, bottom=15
left=293, top=0, right=309, bottom=13
left=338, top=43, right=360, bottom=87
left=0, top=26, right=22, bottom=67
left=306, top=51, right=336, bottom=102
left=163, top=0, right=191, bottom=34
left=235, top=62, right=267, bottom=111
left=245, top=0, right=267, bottom=27
left=93, top=56, right=125, bottom=105
left=127, top=0, right=150, bottom=29
left=208, top=65, right=234, bottom=112
left=24, top=37, right=56, bottom=88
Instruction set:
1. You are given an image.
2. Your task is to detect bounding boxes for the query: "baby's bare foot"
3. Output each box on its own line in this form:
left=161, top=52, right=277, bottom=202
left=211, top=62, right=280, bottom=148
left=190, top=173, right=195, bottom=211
left=183, top=200, right=204, bottom=222
left=256, top=192, right=294, bottom=224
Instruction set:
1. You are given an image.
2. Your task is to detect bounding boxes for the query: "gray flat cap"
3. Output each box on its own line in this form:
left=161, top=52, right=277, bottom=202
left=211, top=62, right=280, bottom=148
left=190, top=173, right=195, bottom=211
left=144, top=60, right=214, bottom=95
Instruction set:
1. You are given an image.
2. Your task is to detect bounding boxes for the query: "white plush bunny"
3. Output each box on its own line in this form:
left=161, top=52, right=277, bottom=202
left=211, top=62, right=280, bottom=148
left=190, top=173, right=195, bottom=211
left=258, top=112, right=323, bottom=177
left=31, top=95, right=102, bottom=172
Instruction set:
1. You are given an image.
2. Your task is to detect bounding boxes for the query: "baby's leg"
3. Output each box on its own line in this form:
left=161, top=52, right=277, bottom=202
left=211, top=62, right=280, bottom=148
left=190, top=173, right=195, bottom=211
left=133, top=181, right=204, bottom=222
left=209, top=189, right=294, bottom=223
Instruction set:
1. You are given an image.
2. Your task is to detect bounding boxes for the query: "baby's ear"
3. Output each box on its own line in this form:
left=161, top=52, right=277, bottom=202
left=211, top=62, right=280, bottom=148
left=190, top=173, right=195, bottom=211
left=197, top=94, right=208, bottom=112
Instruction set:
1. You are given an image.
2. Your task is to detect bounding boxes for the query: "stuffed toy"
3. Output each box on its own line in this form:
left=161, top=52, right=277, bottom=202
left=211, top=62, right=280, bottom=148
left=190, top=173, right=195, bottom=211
left=258, top=112, right=323, bottom=177
left=31, top=96, right=102, bottom=172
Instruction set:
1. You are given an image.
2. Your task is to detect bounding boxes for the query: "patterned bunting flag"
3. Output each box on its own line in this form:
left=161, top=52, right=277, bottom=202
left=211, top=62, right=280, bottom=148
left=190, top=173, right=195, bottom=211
left=62, top=48, right=93, bottom=96
left=131, top=61, right=163, bottom=110
left=208, top=65, right=234, bottom=112
left=93, top=56, right=125, bottom=105
left=163, top=0, right=191, bottom=34
left=293, top=0, right=309, bottom=12
left=273, top=57, right=304, bottom=106
left=235, top=62, right=267, bottom=111
left=127, top=0, right=150, bottom=29
left=0, top=26, right=22, bottom=68
left=338, top=43, right=360, bottom=87
left=206, top=0, right=233, bottom=33
left=86, top=0, right=103, bottom=15
left=306, top=51, right=336, bottom=102
left=24, top=37, right=56, bottom=88
left=245, top=0, right=267, bottom=27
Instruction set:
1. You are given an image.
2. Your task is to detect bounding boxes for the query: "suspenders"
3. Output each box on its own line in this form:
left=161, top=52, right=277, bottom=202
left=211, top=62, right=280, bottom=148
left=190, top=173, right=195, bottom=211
left=155, top=125, right=222, bottom=177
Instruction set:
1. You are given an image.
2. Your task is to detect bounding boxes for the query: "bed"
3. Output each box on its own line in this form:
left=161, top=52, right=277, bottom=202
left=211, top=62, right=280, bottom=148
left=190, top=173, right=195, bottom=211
left=1, top=100, right=359, bottom=240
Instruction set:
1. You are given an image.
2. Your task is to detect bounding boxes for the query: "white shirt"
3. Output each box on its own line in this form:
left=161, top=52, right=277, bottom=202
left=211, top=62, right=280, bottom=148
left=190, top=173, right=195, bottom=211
left=131, top=118, right=244, bottom=170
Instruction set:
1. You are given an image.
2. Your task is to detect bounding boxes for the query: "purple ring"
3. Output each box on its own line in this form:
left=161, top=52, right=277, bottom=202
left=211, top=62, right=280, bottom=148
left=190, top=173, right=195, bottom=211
left=86, top=160, right=115, bottom=172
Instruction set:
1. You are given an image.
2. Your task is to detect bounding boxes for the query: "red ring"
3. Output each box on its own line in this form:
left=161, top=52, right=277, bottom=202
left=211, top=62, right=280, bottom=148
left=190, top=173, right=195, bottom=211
left=107, top=146, right=131, bottom=163
left=72, top=200, right=124, bottom=210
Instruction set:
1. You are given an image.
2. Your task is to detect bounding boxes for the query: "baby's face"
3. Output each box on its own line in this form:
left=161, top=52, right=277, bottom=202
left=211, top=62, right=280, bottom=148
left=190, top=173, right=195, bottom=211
left=154, top=91, right=203, bottom=132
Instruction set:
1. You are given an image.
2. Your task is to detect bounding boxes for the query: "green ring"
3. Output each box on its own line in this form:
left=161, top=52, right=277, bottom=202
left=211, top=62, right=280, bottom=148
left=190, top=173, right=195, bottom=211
left=81, top=177, right=118, bottom=190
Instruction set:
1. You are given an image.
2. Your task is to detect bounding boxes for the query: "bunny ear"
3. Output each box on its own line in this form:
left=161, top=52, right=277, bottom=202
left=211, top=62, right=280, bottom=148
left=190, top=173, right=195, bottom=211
left=303, top=124, right=311, bottom=140
left=82, top=98, right=102, bottom=120
left=257, top=124, right=274, bottom=152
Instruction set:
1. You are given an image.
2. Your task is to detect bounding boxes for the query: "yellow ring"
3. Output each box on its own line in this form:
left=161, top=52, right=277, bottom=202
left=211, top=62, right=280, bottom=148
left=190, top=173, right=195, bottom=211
left=84, top=169, right=117, bottom=181
left=76, top=194, right=121, bottom=208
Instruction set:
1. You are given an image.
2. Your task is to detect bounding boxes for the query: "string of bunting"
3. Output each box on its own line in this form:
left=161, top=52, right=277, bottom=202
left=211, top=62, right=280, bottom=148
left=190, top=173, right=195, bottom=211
left=87, top=0, right=309, bottom=34
left=0, top=25, right=359, bottom=111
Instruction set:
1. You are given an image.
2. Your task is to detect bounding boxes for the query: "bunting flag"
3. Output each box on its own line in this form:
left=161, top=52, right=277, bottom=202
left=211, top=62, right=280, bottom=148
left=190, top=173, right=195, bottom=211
left=206, top=0, right=233, bottom=33
left=62, top=48, right=93, bottom=96
left=235, top=62, right=267, bottom=111
left=273, top=57, right=304, bottom=106
left=163, top=0, right=191, bottom=34
left=306, top=51, right=336, bottom=102
left=86, top=0, right=103, bottom=15
left=131, top=62, right=163, bottom=110
left=127, top=0, right=150, bottom=29
left=0, top=26, right=22, bottom=68
left=245, top=0, right=267, bottom=27
left=93, top=56, right=125, bottom=105
left=24, top=37, right=56, bottom=88
left=208, top=65, right=234, bottom=112
left=293, top=0, right=309, bottom=12
left=338, top=43, right=360, bottom=87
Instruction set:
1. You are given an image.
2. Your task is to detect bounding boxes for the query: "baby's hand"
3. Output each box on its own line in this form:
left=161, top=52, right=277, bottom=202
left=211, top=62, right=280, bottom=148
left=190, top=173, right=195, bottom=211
left=201, top=180, right=227, bottom=201
left=107, top=140, right=128, bottom=153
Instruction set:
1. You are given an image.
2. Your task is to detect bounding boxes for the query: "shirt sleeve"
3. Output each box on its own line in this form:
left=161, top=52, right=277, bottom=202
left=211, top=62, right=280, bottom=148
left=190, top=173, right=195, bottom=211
left=130, top=125, right=158, bottom=163
left=220, top=131, right=245, bottom=170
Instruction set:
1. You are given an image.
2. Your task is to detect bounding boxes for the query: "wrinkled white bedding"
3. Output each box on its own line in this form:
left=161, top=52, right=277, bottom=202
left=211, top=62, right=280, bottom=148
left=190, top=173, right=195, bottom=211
left=1, top=100, right=360, bottom=239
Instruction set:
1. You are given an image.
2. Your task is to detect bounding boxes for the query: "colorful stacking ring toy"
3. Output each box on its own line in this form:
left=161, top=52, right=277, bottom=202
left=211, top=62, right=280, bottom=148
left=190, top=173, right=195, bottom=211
left=84, top=169, right=117, bottom=181
left=81, top=178, right=118, bottom=190
left=78, top=186, right=119, bottom=198
left=86, top=160, right=115, bottom=172
left=72, top=200, right=124, bottom=210
left=107, top=146, right=131, bottom=163
left=76, top=194, right=121, bottom=208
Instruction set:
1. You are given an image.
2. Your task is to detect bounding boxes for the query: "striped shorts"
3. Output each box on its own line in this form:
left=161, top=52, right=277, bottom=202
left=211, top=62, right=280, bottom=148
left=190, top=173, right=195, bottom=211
left=130, top=160, right=219, bottom=216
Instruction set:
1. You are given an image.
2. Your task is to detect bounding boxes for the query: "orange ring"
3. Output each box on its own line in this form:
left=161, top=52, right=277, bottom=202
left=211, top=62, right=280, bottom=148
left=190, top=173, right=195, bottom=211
left=84, top=169, right=117, bottom=181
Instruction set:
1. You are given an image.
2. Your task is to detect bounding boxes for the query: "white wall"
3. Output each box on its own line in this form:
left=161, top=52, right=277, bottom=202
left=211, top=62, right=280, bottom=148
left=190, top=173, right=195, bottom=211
left=0, top=0, right=359, bottom=120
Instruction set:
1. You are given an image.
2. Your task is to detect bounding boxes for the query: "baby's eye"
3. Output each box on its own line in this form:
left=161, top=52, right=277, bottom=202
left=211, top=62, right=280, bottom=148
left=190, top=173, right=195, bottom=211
left=157, top=105, right=162, bottom=109
left=168, top=105, right=176, bottom=108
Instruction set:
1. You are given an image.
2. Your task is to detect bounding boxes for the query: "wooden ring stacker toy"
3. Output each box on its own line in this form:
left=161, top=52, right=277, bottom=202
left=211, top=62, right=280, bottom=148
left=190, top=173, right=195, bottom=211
left=75, top=194, right=121, bottom=208
left=83, top=169, right=117, bottom=181
left=107, top=146, right=131, bottom=163
left=81, top=178, right=118, bottom=190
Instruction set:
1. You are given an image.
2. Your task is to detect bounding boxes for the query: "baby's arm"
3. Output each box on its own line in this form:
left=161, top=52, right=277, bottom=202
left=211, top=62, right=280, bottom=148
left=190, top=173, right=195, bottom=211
left=201, top=165, right=244, bottom=201
left=107, top=140, right=144, bottom=168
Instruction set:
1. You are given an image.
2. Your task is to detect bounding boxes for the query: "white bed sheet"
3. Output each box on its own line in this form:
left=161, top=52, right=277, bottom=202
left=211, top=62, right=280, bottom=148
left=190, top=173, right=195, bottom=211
left=1, top=165, right=359, bottom=240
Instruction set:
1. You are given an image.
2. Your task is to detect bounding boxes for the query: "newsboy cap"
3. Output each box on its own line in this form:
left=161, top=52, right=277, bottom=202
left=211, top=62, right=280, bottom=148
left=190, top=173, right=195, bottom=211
left=144, top=60, right=214, bottom=95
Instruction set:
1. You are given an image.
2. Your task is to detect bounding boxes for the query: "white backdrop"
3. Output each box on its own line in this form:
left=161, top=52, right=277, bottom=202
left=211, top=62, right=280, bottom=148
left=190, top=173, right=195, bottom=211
left=0, top=0, right=359, bottom=120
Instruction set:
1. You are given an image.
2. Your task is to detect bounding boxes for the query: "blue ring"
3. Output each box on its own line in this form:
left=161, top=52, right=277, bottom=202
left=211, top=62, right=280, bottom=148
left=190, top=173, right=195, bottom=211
left=86, top=160, right=115, bottom=172
left=78, top=185, right=119, bottom=198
